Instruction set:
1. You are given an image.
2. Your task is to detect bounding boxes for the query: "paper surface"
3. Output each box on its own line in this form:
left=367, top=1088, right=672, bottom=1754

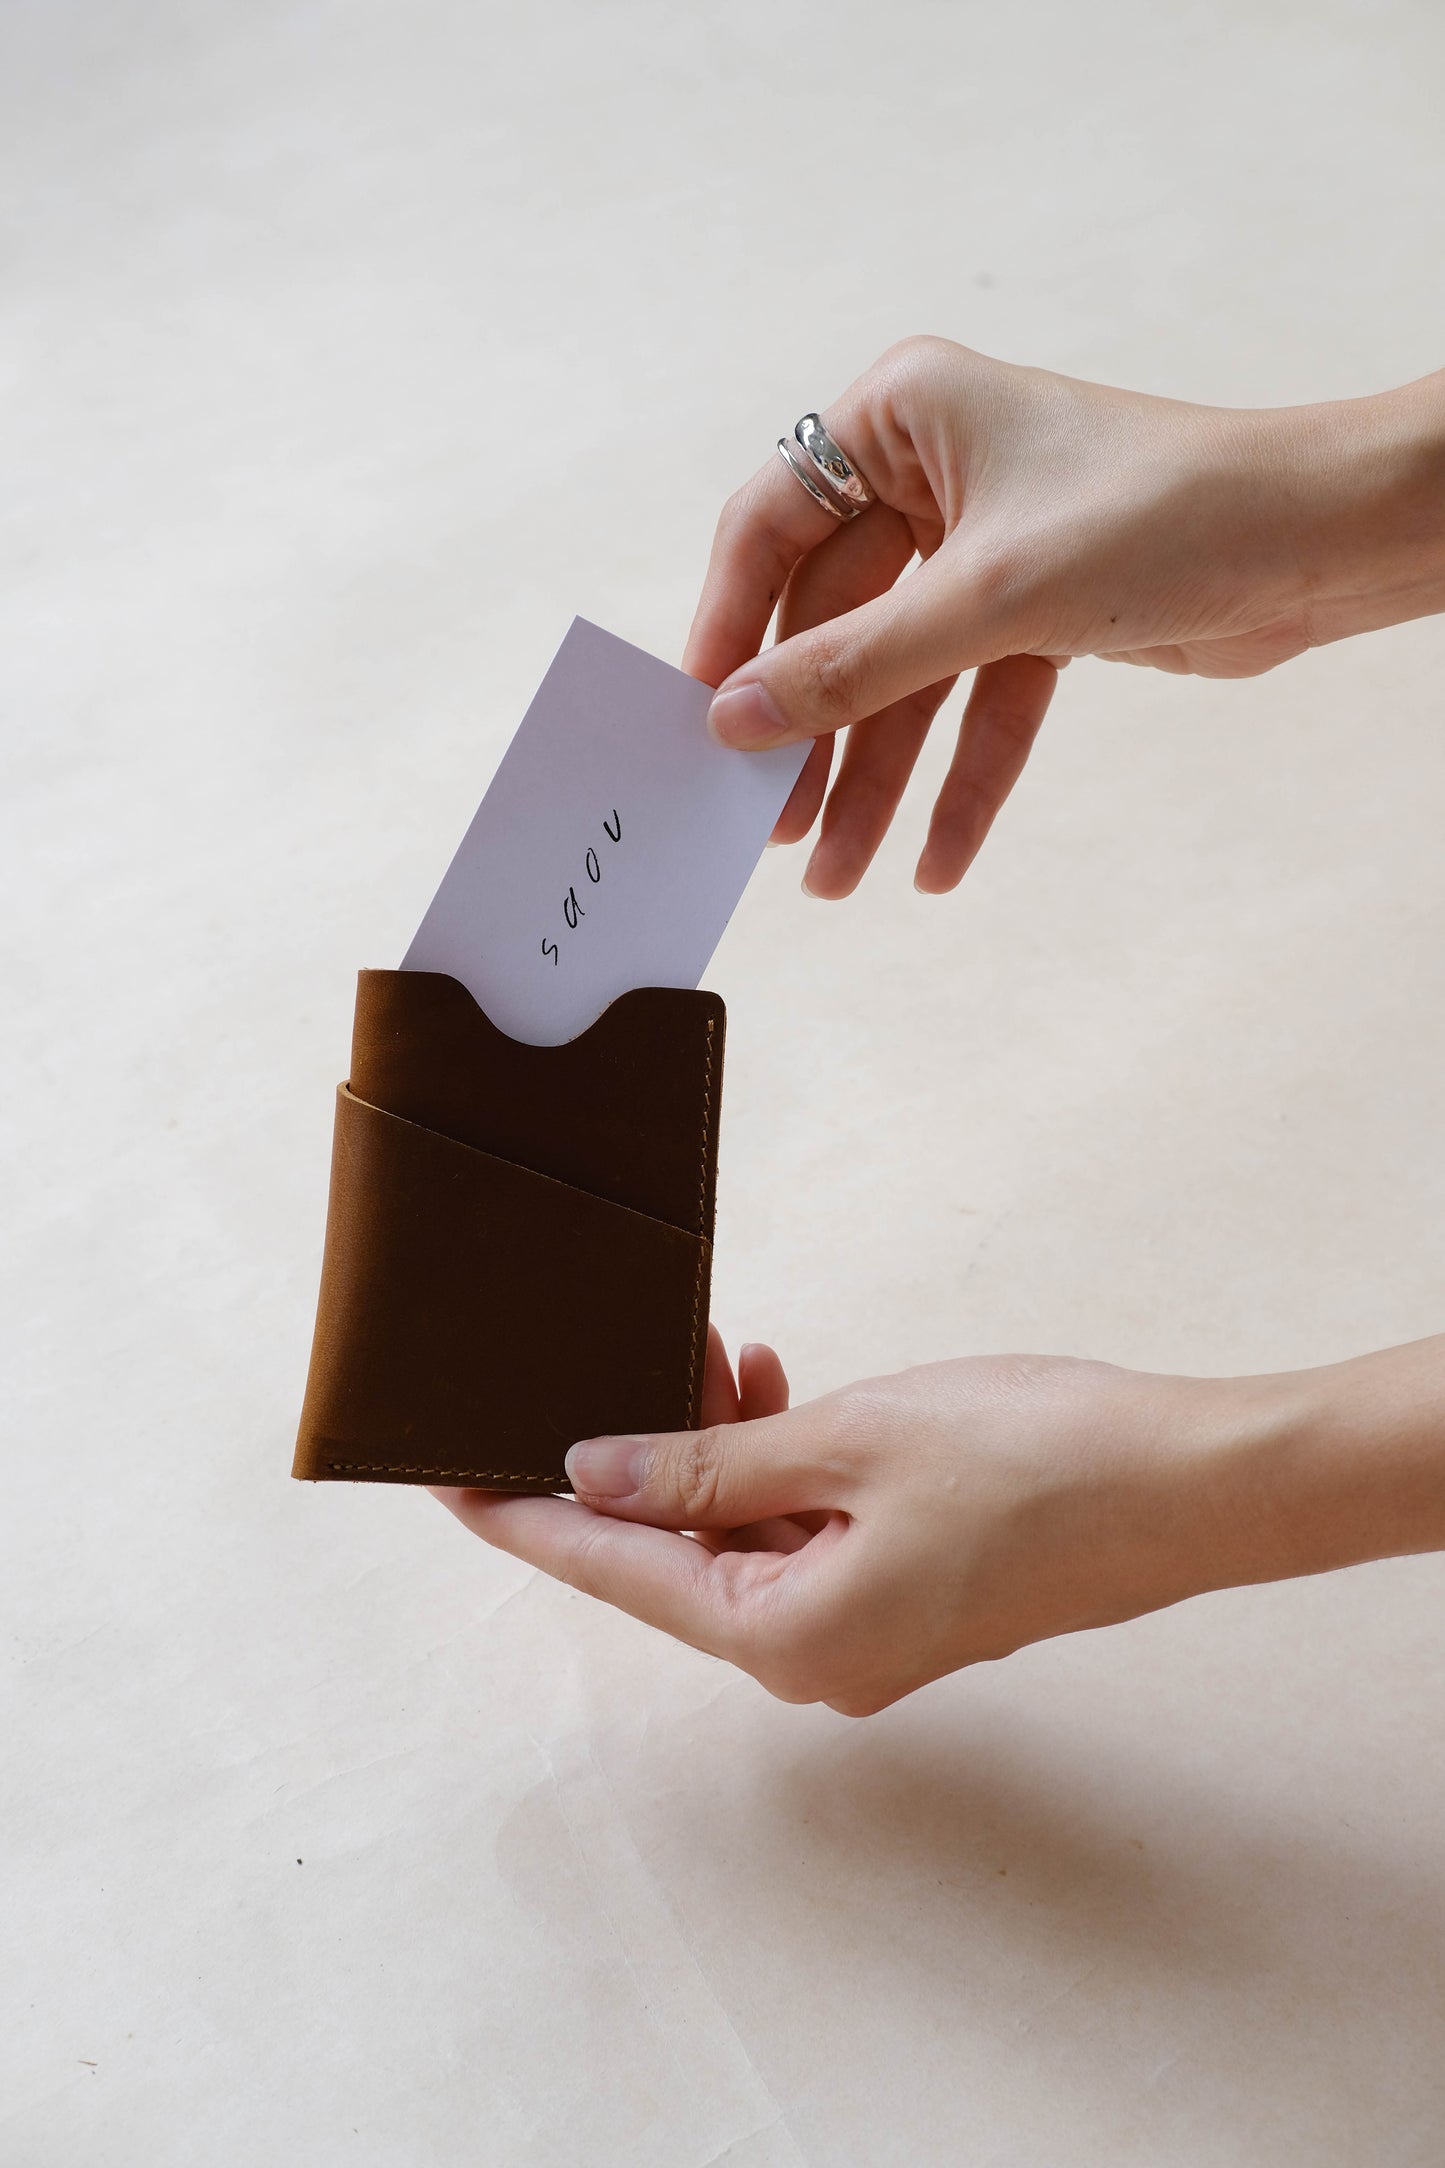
left=402, top=618, right=809, bottom=1044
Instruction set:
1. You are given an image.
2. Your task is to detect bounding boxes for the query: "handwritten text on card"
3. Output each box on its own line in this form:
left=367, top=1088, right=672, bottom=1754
left=542, top=809, right=621, bottom=967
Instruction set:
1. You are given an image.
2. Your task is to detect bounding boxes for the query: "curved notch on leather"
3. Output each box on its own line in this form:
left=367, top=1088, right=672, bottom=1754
left=351, top=970, right=724, bottom=1235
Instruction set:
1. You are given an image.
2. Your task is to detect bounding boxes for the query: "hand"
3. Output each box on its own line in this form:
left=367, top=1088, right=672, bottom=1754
left=438, top=1338, right=1250, bottom=1715
left=686, top=338, right=1445, bottom=897
left=435, top=1332, right=1445, bottom=1715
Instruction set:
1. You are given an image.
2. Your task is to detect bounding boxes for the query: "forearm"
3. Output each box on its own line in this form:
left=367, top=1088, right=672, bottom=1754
left=1263, top=369, right=1445, bottom=642
left=1193, top=1335, right=1445, bottom=1595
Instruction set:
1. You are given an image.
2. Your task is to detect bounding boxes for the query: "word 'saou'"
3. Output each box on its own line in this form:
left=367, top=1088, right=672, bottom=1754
left=542, top=809, right=621, bottom=967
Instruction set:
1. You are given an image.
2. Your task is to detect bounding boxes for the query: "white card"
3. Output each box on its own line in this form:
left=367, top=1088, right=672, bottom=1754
left=402, top=618, right=809, bottom=1045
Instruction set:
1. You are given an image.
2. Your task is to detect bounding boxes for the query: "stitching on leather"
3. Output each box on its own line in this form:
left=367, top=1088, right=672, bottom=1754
left=324, top=1465, right=563, bottom=1482
left=684, top=1016, right=716, bottom=1419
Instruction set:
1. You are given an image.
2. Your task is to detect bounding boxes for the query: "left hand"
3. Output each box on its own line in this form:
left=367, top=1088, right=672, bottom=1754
left=433, top=1330, right=1307, bottom=1715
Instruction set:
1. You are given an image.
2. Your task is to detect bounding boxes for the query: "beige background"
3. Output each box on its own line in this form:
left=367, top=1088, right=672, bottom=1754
left=4, top=2, right=1444, bottom=2161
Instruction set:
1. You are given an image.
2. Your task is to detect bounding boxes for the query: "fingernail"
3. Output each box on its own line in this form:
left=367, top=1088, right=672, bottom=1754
left=708, top=680, right=788, bottom=748
left=565, top=1436, right=648, bottom=1497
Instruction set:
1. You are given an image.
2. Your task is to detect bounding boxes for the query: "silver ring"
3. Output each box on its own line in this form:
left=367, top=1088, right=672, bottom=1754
left=776, top=434, right=850, bottom=519
left=794, top=413, right=877, bottom=514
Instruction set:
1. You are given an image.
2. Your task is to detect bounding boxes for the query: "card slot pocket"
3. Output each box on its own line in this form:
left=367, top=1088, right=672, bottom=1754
left=293, top=1085, right=712, bottom=1491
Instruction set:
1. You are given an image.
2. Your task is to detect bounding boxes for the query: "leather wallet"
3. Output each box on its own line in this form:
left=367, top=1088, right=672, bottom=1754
left=293, top=968, right=725, bottom=1492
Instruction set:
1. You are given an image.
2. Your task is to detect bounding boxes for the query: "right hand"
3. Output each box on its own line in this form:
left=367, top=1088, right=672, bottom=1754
left=685, top=336, right=1440, bottom=896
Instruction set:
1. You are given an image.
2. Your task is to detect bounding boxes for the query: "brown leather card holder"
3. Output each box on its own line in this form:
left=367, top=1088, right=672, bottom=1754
left=293, top=969, right=725, bottom=1492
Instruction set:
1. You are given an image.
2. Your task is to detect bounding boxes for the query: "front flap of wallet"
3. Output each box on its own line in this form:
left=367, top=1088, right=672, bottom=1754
left=293, top=971, right=725, bottom=1491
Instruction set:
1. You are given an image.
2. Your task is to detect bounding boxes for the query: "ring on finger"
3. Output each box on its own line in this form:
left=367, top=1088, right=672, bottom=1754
left=795, top=413, right=877, bottom=514
left=776, top=413, right=877, bottom=521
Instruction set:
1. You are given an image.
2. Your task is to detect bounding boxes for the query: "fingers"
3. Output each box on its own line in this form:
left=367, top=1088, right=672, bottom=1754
left=699, top=1322, right=739, bottom=1429
left=774, top=502, right=918, bottom=647
left=428, top=1342, right=796, bottom=1651
left=801, top=676, right=958, bottom=899
left=671, top=1342, right=803, bottom=1556
left=771, top=736, right=833, bottom=845
left=702, top=1329, right=786, bottom=1428
left=682, top=458, right=847, bottom=690
left=763, top=505, right=917, bottom=846
left=692, top=476, right=962, bottom=896
left=726, top=476, right=958, bottom=893
left=683, top=339, right=954, bottom=694
left=914, top=653, right=1060, bottom=893
left=707, top=547, right=985, bottom=752
left=433, top=1491, right=758, bottom=1659
left=430, top=1342, right=842, bottom=1693
left=564, top=1400, right=837, bottom=1531
left=737, top=1340, right=790, bottom=1422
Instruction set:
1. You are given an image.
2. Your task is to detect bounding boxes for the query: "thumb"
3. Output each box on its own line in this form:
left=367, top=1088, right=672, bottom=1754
left=707, top=546, right=999, bottom=751
left=565, top=1405, right=828, bottom=1531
